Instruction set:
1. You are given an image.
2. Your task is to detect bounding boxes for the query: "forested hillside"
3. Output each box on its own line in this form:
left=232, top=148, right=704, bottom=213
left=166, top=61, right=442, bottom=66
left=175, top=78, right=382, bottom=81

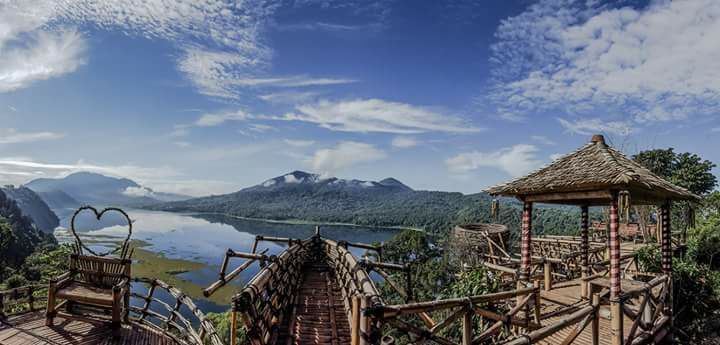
left=152, top=171, right=580, bottom=237
left=0, top=189, right=54, bottom=274
left=1, top=185, right=59, bottom=233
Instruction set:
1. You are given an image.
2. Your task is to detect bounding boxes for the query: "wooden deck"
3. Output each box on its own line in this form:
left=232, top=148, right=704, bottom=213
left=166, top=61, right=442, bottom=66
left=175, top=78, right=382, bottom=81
left=0, top=312, right=175, bottom=345
left=277, top=262, right=351, bottom=345
left=536, top=280, right=634, bottom=345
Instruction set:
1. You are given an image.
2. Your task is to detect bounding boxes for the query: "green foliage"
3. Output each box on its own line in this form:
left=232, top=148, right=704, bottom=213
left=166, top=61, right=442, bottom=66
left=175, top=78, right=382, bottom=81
left=633, top=148, right=717, bottom=196
left=445, top=267, right=498, bottom=298
left=4, top=274, right=28, bottom=289
left=20, top=243, right=73, bottom=282
left=0, top=189, right=52, bottom=279
left=205, top=311, right=248, bottom=345
left=686, top=216, right=720, bottom=269
left=635, top=244, right=661, bottom=273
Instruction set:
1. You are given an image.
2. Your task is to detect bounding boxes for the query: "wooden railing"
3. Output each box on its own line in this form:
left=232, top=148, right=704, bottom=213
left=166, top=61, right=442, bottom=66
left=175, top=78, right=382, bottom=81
left=1, top=279, right=223, bottom=345
left=618, top=275, right=672, bottom=345
left=324, top=239, right=384, bottom=345
left=365, top=284, right=543, bottom=345
left=232, top=237, right=313, bottom=345
left=130, top=278, right=224, bottom=345
left=0, top=284, right=47, bottom=319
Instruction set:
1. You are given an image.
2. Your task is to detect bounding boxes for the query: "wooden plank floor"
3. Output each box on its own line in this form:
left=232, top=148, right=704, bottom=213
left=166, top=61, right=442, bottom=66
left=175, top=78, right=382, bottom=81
left=0, top=312, right=175, bottom=345
left=276, top=263, right=351, bottom=345
left=536, top=280, right=635, bottom=345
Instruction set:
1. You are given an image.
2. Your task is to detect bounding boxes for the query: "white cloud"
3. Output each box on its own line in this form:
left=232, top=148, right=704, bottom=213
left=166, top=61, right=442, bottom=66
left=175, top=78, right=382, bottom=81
left=177, top=47, right=354, bottom=98
left=308, top=141, right=386, bottom=175
left=557, top=118, right=633, bottom=136
left=284, top=99, right=483, bottom=134
left=283, top=139, right=315, bottom=147
left=712, top=127, right=720, bottom=133
left=0, top=28, right=86, bottom=92
left=173, top=141, right=191, bottom=148
left=195, top=110, right=252, bottom=127
left=490, top=0, right=720, bottom=123
left=446, top=144, right=541, bottom=177
left=0, top=128, right=65, bottom=144
left=260, top=91, right=320, bottom=104
left=391, top=136, right=418, bottom=148
left=531, top=135, right=555, bottom=146
left=122, top=186, right=154, bottom=198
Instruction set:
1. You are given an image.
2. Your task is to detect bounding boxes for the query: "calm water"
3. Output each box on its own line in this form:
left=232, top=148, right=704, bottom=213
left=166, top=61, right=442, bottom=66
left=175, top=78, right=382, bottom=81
left=54, top=209, right=399, bottom=315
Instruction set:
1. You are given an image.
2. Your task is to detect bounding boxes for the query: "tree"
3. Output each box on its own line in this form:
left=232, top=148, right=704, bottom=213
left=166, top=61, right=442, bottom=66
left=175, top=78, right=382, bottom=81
left=633, top=148, right=717, bottom=196
left=633, top=148, right=718, bottom=241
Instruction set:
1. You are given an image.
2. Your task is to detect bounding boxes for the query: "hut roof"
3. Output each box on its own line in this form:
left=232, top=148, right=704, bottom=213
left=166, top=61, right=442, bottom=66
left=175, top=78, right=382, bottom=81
left=485, top=135, right=700, bottom=205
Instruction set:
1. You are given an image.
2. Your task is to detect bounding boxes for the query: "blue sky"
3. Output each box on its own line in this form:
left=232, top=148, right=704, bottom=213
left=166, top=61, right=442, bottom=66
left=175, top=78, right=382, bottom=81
left=1, top=0, right=719, bottom=196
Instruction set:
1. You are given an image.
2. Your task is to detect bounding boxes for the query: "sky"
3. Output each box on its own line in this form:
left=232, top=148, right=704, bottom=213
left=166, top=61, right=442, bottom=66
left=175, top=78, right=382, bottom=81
left=1, top=0, right=719, bottom=197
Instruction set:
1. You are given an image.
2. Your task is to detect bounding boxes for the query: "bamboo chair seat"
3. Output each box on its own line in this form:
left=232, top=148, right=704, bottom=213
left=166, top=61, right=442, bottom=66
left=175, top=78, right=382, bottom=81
left=46, top=254, right=132, bottom=337
left=55, top=282, right=118, bottom=306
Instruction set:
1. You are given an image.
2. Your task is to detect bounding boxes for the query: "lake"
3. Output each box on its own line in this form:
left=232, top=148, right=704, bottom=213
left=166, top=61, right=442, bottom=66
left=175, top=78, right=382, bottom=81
left=54, top=209, right=399, bottom=315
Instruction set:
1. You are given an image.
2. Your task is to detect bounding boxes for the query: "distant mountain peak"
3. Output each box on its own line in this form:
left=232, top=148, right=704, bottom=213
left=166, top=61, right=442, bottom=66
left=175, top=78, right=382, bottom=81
left=251, top=171, right=412, bottom=192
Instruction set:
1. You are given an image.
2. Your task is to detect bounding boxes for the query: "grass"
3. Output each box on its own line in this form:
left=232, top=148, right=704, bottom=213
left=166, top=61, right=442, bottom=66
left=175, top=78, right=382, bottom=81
left=129, top=240, right=241, bottom=306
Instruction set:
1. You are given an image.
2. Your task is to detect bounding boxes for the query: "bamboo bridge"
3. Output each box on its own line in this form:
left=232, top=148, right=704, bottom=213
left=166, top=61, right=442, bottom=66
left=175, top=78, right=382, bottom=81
left=0, top=135, right=687, bottom=345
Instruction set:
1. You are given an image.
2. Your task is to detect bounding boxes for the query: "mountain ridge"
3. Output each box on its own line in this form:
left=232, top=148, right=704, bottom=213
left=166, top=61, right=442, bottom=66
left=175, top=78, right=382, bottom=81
left=150, top=170, right=579, bottom=235
left=26, top=172, right=190, bottom=207
left=0, top=185, right=59, bottom=233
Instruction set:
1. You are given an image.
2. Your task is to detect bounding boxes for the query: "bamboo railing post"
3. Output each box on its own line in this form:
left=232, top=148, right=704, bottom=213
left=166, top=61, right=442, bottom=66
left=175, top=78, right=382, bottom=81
left=543, top=259, right=552, bottom=291
left=230, top=306, right=238, bottom=345
left=661, top=201, right=674, bottom=342
left=351, top=295, right=361, bottom=345
left=462, top=307, right=472, bottom=345
left=533, top=281, right=541, bottom=324
left=592, top=293, right=600, bottom=345
left=360, top=295, right=371, bottom=345
left=520, top=201, right=533, bottom=281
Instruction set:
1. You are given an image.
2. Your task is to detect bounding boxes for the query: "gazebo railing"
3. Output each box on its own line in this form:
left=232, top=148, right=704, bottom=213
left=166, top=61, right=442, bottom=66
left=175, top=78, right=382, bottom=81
left=365, top=284, right=542, bottom=345
left=617, top=275, right=671, bottom=345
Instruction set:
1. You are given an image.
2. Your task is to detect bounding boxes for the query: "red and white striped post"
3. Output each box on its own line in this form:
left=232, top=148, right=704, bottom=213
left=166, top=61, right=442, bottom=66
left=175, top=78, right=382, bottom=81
left=520, top=201, right=533, bottom=282
left=580, top=205, right=590, bottom=299
left=661, top=201, right=674, bottom=339
left=609, top=193, right=623, bottom=345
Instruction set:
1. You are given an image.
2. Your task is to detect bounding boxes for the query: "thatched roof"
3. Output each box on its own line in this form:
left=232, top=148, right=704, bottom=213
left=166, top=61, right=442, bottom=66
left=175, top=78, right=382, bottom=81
left=485, top=135, right=699, bottom=205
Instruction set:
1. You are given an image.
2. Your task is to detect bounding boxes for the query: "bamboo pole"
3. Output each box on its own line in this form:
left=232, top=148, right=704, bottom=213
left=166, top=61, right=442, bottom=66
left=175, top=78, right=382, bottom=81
left=544, top=260, right=552, bottom=291
left=230, top=309, right=238, bottom=345
left=581, top=205, right=590, bottom=300
left=351, top=295, right=361, bottom=345
left=462, top=309, right=472, bottom=345
left=592, top=293, right=600, bottom=345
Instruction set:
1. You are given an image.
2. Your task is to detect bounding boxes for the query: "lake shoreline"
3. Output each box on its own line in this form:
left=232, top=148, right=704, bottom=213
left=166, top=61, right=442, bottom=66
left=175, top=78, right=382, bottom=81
left=185, top=211, right=425, bottom=232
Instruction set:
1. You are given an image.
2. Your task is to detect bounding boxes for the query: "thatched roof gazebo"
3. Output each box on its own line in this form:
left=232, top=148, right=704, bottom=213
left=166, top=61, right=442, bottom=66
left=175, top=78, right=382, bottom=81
left=486, top=134, right=699, bottom=345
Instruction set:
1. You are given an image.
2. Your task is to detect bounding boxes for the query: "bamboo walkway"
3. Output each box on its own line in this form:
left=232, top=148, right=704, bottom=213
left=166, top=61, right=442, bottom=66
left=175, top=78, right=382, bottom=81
left=0, top=312, right=175, bottom=345
left=276, top=263, right=352, bottom=345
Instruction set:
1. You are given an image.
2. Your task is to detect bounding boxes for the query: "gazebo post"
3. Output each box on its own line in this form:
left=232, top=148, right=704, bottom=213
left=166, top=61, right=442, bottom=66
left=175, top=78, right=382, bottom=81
left=519, top=200, right=533, bottom=282
left=609, top=192, right=623, bottom=345
left=580, top=205, right=590, bottom=299
left=661, top=201, right=674, bottom=340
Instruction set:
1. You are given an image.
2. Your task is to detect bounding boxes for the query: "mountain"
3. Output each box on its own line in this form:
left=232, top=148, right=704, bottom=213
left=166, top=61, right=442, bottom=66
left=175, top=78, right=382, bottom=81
left=151, top=171, right=580, bottom=236
left=35, top=190, right=80, bottom=211
left=1, top=185, right=59, bottom=233
left=26, top=172, right=190, bottom=207
left=0, top=189, right=53, bottom=270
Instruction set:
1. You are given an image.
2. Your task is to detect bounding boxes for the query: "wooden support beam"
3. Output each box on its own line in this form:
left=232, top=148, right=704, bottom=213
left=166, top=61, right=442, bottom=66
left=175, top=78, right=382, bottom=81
left=523, top=190, right=613, bottom=203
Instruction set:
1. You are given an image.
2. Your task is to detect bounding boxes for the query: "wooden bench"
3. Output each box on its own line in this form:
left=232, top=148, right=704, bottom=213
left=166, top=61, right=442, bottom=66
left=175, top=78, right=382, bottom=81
left=46, top=254, right=131, bottom=336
